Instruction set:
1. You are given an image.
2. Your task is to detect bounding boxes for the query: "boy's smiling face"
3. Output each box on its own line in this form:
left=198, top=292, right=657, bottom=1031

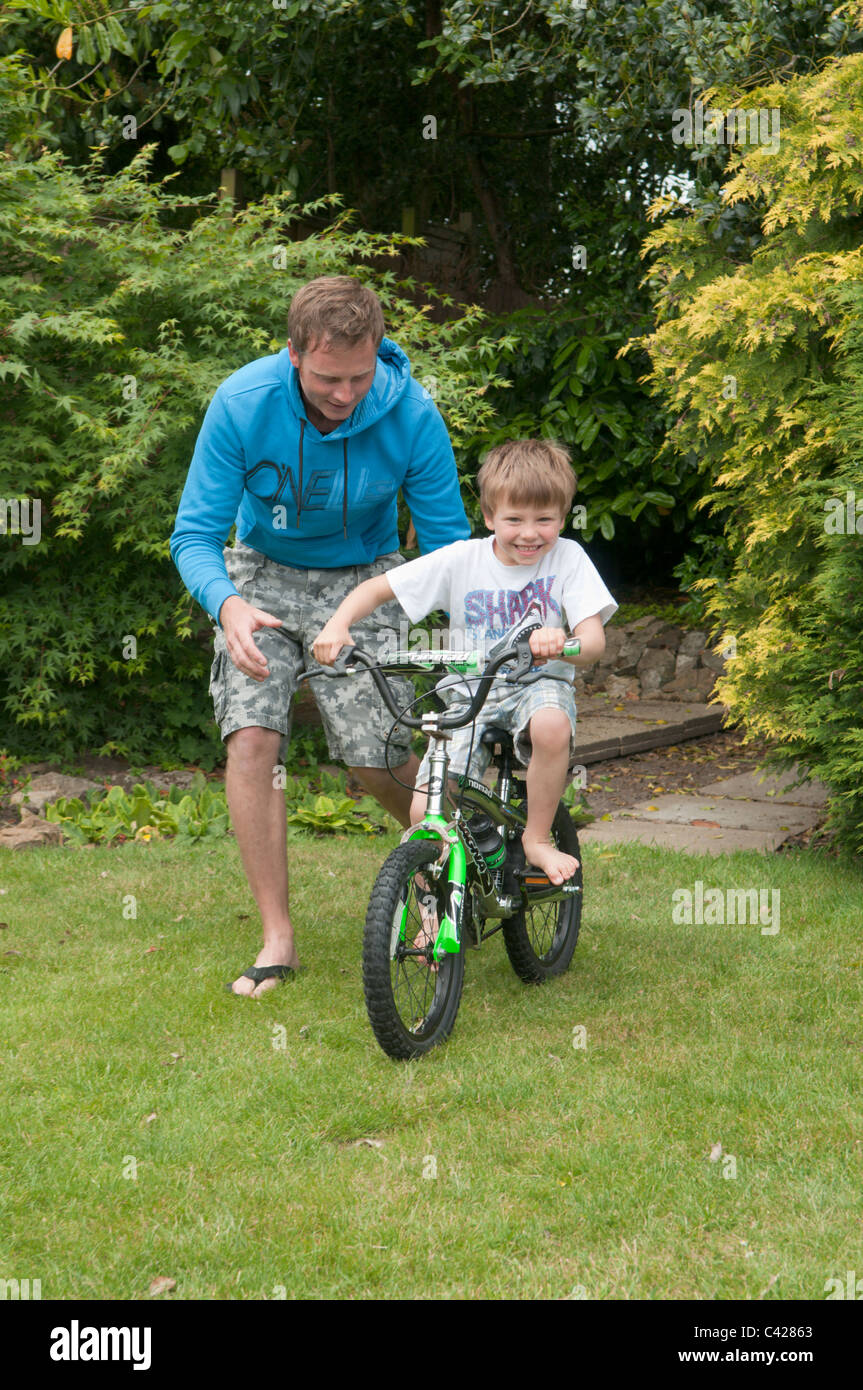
left=482, top=498, right=565, bottom=567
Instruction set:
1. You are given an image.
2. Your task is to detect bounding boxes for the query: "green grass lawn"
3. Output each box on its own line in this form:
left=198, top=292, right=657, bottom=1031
left=0, top=831, right=860, bottom=1301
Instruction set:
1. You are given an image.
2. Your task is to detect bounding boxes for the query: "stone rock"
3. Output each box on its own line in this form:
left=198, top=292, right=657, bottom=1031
left=636, top=647, right=676, bottom=686
left=700, top=650, right=727, bottom=674
left=646, top=624, right=684, bottom=649
left=605, top=674, right=641, bottom=700
left=622, top=615, right=665, bottom=636
left=675, top=652, right=697, bottom=678
left=0, top=809, right=64, bottom=850
left=615, top=633, right=648, bottom=676
left=662, top=667, right=717, bottom=698
left=693, top=666, right=718, bottom=694
left=10, top=773, right=103, bottom=814
left=678, top=629, right=708, bottom=656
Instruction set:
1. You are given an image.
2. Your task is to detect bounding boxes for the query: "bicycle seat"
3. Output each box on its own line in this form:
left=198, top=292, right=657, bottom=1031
left=480, top=724, right=514, bottom=751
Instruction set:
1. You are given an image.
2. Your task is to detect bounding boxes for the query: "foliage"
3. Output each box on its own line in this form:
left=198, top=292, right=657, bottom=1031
left=43, top=767, right=391, bottom=843
left=0, top=138, right=508, bottom=765
left=462, top=309, right=692, bottom=554
left=561, top=779, right=594, bottom=827
left=3, top=0, right=858, bottom=303
left=44, top=774, right=231, bottom=844
left=607, top=599, right=695, bottom=630
left=0, top=750, right=31, bottom=803
left=282, top=767, right=393, bottom=834
left=630, top=39, right=863, bottom=855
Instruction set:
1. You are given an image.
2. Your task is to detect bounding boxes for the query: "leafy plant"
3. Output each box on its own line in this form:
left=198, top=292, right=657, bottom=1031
left=44, top=774, right=231, bottom=845
left=631, top=37, right=863, bottom=855
left=0, top=136, right=508, bottom=767
left=562, top=780, right=595, bottom=828
left=0, top=750, right=31, bottom=804
left=283, top=767, right=392, bottom=836
left=43, top=766, right=392, bottom=844
left=460, top=308, right=703, bottom=574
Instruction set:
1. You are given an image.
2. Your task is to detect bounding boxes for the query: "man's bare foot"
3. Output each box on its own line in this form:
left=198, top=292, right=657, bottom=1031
left=522, top=838, right=579, bottom=886
left=230, top=934, right=300, bottom=998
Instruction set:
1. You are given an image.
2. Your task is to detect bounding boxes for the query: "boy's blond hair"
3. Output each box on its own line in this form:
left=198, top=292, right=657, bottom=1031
left=288, top=276, right=385, bottom=354
left=477, top=439, right=576, bottom=516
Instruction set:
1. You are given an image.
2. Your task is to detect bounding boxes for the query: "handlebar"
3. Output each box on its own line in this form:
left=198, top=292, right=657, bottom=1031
left=298, top=624, right=581, bottom=732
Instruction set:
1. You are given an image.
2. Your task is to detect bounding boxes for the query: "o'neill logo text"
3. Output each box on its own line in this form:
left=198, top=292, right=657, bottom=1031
left=50, top=1321, right=152, bottom=1371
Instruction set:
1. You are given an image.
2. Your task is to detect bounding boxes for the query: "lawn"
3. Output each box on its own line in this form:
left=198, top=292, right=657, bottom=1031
left=0, top=830, right=860, bottom=1300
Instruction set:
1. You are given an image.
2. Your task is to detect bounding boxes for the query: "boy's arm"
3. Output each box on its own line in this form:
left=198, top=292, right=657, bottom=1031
left=529, top=613, right=606, bottom=665
left=312, top=574, right=395, bottom=665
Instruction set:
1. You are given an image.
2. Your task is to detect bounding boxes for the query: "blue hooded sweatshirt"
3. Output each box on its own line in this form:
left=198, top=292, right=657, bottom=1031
left=170, top=337, right=470, bottom=623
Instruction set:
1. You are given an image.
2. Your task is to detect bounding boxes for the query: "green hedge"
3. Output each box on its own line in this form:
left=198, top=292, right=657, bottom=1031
left=0, top=141, right=508, bottom=766
left=633, top=50, right=863, bottom=855
left=460, top=307, right=708, bottom=570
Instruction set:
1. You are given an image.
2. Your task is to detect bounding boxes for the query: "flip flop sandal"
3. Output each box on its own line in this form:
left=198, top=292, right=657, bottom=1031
left=225, top=964, right=296, bottom=994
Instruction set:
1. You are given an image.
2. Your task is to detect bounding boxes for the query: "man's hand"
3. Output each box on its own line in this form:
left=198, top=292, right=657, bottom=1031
left=312, top=618, right=354, bottom=668
left=219, top=595, right=283, bottom=681
left=529, top=626, right=567, bottom=665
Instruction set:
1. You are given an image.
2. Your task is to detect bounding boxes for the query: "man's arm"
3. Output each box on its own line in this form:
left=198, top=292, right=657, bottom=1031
left=400, top=400, right=471, bottom=552
left=169, top=390, right=249, bottom=622
left=170, top=388, right=285, bottom=681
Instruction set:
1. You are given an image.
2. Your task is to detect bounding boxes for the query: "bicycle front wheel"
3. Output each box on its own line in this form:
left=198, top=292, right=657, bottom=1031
left=502, top=802, right=583, bottom=983
left=362, top=840, right=466, bottom=1060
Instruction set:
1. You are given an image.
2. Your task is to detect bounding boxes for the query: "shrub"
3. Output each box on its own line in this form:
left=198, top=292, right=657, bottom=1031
left=0, top=138, right=508, bottom=766
left=460, top=307, right=706, bottom=570
left=631, top=45, right=863, bottom=854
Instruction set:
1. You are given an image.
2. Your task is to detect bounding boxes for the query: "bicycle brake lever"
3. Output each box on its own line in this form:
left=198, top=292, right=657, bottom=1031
left=297, top=643, right=362, bottom=683
left=509, top=634, right=537, bottom=680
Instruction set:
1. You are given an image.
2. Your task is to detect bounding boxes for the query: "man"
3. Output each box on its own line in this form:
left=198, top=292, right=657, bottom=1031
left=170, top=276, right=470, bottom=996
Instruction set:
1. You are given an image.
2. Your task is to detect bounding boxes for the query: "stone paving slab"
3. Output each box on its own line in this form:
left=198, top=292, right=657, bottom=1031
left=697, top=767, right=830, bottom=806
left=578, top=820, right=786, bottom=854
left=617, top=795, right=822, bottom=833
left=577, top=700, right=726, bottom=763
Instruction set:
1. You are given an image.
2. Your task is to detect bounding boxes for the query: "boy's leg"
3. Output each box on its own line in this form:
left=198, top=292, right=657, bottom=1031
left=522, top=708, right=580, bottom=884
left=505, top=681, right=580, bottom=884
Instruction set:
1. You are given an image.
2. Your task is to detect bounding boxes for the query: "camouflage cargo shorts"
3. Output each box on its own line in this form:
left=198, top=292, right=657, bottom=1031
left=209, top=542, right=413, bottom=768
left=415, top=676, right=578, bottom=787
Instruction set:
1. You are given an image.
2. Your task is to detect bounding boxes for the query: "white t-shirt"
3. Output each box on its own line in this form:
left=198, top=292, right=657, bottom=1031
left=387, top=535, right=617, bottom=690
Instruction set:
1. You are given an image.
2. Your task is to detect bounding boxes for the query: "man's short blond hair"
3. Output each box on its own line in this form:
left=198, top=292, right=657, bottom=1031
left=288, top=276, right=385, bottom=354
left=478, top=439, right=576, bottom=516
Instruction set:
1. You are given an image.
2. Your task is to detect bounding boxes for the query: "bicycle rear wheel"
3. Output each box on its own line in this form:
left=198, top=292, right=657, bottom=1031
left=363, top=840, right=466, bottom=1059
left=502, top=802, right=583, bottom=983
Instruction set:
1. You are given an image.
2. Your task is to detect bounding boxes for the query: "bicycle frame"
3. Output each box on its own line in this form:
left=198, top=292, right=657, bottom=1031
left=402, top=718, right=580, bottom=965
left=303, top=617, right=583, bottom=966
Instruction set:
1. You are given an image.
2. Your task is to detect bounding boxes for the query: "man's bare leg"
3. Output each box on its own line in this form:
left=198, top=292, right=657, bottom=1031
left=350, top=753, right=421, bottom=829
left=225, top=726, right=299, bottom=997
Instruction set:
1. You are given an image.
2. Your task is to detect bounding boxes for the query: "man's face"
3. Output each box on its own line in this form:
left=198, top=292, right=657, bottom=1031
left=287, top=336, right=378, bottom=425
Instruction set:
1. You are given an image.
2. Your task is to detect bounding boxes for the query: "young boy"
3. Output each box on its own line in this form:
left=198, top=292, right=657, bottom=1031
left=313, top=439, right=617, bottom=883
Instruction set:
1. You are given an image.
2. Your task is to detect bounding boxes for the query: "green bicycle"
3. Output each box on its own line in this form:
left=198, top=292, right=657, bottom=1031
left=305, top=613, right=584, bottom=1060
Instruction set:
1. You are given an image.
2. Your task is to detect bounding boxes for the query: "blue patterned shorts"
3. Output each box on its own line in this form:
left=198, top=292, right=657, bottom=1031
left=415, top=676, right=578, bottom=787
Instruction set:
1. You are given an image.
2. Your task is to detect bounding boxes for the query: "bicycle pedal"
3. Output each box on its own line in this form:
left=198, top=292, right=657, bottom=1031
left=514, top=867, right=554, bottom=889
left=514, top=867, right=581, bottom=901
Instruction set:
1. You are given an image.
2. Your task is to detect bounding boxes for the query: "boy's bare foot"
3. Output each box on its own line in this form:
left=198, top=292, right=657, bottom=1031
left=522, top=838, right=579, bottom=886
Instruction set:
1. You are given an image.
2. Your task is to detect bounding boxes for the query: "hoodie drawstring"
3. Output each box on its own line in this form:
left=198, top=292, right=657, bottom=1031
left=295, top=416, right=348, bottom=538
left=296, top=417, right=305, bottom=529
